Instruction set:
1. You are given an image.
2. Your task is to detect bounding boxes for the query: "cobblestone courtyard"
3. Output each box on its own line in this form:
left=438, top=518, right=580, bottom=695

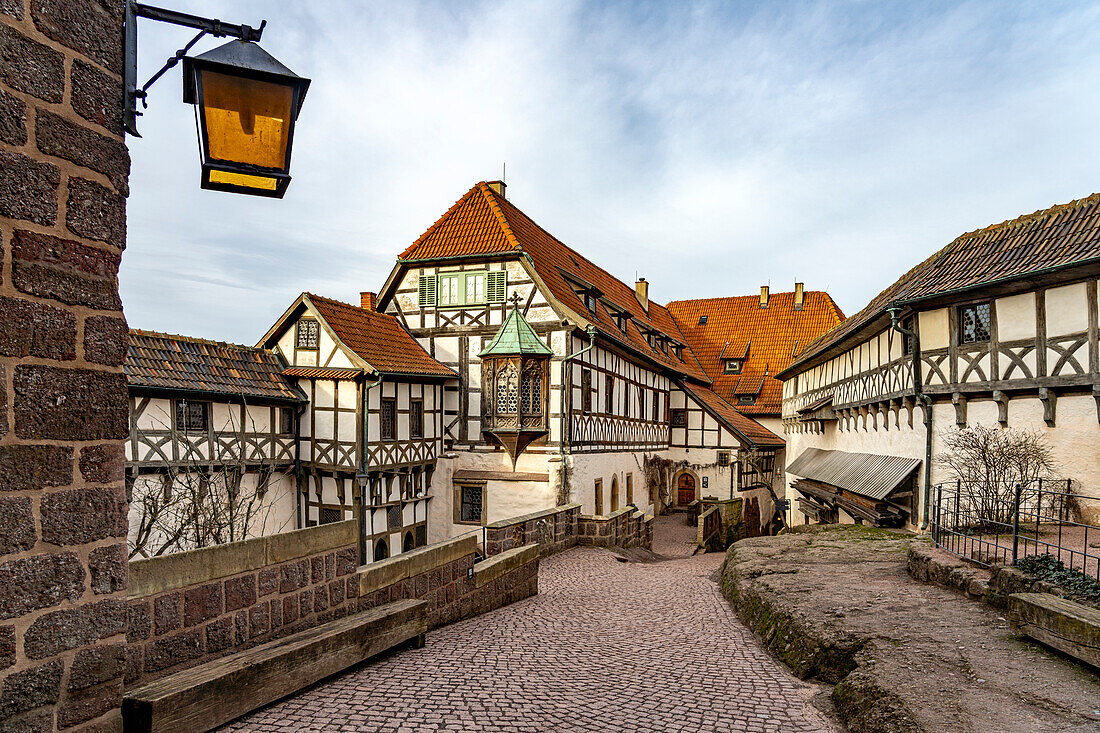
left=222, top=517, right=835, bottom=732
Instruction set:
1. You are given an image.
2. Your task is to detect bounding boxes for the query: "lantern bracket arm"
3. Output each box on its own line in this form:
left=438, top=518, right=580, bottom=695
left=124, top=0, right=268, bottom=136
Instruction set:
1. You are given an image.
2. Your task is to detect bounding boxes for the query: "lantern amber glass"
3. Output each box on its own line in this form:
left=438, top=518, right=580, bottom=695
left=207, top=170, right=279, bottom=191
left=200, top=70, right=292, bottom=170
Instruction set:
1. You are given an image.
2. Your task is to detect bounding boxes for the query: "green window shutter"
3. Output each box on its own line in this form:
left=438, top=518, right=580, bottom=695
left=420, top=275, right=436, bottom=306
left=418, top=275, right=437, bottom=307
left=487, top=271, right=507, bottom=302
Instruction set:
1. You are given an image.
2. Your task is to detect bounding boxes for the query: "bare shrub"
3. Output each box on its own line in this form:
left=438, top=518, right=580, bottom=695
left=936, top=425, right=1057, bottom=524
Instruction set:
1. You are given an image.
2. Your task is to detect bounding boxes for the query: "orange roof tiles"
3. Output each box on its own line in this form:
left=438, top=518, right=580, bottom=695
left=398, top=182, right=711, bottom=382
left=667, top=291, right=845, bottom=416
left=785, top=192, right=1100, bottom=376
left=126, top=330, right=305, bottom=402
left=282, top=367, right=363, bottom=380
left=305, top=294, right=457, bottom=379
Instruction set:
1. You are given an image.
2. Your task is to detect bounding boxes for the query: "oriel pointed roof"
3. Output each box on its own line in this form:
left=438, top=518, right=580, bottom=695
left=479, top=298, right=553, bottom=357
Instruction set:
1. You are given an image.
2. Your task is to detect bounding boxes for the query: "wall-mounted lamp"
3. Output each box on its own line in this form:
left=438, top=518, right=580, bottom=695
left=124, top=1, right=310, bottom=198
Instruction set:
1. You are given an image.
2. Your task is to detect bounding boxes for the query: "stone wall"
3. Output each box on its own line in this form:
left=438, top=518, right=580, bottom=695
left=484, top=503, right=654, bottom=556
left=125, top=521, right=360, bottom=688
left=357, top=535, right=538, bottom=630
left=0, top=1, right=130, bottom=730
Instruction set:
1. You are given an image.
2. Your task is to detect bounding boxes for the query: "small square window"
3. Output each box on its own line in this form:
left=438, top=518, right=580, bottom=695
left=296, top=320, right=319, bottom=350
left=698, top=315, right=707, bottom=325
left=175, top=400, right=208, bottom=433
left=456, top=483, right=484, bottom=525
left=738, top=395, right=757, bottom=405
left=958, top=302, right=991, bottom=344
left=380, top=398, right=396, bottom=441
left=723, top=359, right=743, bottom=374
left=670, top=408, right=687, bottom=427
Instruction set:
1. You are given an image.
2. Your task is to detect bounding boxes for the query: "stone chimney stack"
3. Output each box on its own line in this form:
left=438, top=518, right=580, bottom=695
left=794, top=282, right=804, bottom=310
left=487, top=180, right=507, bottom=198
left=361, top=291, right=377, bottom=311
left=759, top=285, right=770, bottom=309
left=635, top=278, right=649, bottom=312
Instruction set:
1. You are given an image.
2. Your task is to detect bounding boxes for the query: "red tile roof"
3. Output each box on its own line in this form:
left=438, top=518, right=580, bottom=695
left=126, top=330, right=304, bottom=402
left=783, top=192, right=1100, bottom=376
left=396, top=182, right=711, bottom=382
left=677, top=380, right=784, bottom=448
left=282, top=367, right=363, bottom=380
left=667, top=291, right=845, bottom=416
left=305, top=294, right=457, bottom=379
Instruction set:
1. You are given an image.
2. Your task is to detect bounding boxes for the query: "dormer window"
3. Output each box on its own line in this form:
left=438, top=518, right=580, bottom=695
left=575, top=289, right=597, bottom=314
left=737, top=395, right=756, bottom=405
left=671, top=344, right=684, bottom=361
left=698, top=315, right=707, bottom=325
left=723, top=359, right=743, bottom=374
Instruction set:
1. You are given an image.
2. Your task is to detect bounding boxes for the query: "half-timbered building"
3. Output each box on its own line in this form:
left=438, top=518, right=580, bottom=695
left=124, top=331, right=306, bottom=556
left=257, top=292, right=457, bottom=561
left=376, top=181, right=791, bottom=534
left=779, top=193, right=1100, bottom=529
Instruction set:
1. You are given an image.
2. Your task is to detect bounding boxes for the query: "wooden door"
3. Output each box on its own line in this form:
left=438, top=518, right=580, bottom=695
left=677, top=473, right=696, bottom=505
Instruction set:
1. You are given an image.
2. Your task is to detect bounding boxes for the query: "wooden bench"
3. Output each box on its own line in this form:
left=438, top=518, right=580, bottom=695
left=123, top=599, right=428, bottom=732
left=1008, top=592, right=1100, bottom=668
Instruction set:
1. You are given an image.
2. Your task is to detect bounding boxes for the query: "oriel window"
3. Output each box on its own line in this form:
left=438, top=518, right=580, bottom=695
left=958, top=303, right=991, bottom=344
left=296, top=319, right=319, bottom=350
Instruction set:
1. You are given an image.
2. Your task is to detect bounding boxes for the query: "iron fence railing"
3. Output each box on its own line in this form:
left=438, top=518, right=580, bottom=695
left=930, top=478, right=1099, bottom=581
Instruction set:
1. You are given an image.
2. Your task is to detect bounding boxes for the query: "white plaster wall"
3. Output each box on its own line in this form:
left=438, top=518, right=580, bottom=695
left=996, top=292, right=1036, bottom=341
left=567, top=451, right=654, bottom=516
left=919, top=308, right=950, bottom=350
left=1045, top=282, right=1089, bottom=336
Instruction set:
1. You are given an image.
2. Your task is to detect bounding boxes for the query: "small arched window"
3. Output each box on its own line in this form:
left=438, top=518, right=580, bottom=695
left=374, top=537, right=390, bottom=561
left=403, top=531, right=414, bottom=553
left=496, top=363, right=518, bottom=414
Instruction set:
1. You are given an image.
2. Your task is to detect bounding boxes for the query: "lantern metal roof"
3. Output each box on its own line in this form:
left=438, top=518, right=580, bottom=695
left=183, top=39, right=310, bottom=110
left=479, top=300, right=553, bottom=358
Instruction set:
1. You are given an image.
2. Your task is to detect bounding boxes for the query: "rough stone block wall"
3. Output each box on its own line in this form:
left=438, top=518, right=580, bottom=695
left=357, top=539, right=539, bottom=630
left=0, top=1, right=130, bottom=730
left=126, top=544, right=360, bottom=687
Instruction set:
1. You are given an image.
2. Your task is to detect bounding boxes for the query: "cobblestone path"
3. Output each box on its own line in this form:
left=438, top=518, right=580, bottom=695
left=223, top=516, right=834, bottom=732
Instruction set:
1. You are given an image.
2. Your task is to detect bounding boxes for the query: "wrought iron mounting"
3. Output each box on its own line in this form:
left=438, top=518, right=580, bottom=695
left=124, top=0, right=267, bottom=136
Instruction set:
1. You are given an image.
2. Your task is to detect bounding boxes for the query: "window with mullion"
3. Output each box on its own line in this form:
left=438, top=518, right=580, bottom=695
left=958, top=302, right=991, bottom=344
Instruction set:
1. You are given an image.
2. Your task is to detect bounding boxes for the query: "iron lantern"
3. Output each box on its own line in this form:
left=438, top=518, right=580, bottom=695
left=182, top=39, right=310, bottom=198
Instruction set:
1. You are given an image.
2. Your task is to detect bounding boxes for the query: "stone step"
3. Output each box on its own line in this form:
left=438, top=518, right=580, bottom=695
left=122, top=599, right=428, bottom=733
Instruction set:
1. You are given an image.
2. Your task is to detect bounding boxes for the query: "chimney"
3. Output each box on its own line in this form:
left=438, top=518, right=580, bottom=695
left=794, top=282, right=804, bottom=311
left=360, top=291, right=377, bottom=311
left=635, top=278, right=649, bottom=312
left=759, top=285, right=769, bottom=309
left=487, top=180, right=507, bottom=198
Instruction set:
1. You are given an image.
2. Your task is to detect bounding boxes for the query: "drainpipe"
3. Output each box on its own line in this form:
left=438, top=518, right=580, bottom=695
left=357, top=371, right=383, bottom=562
left=558, top=327, right=598, bottom=501
left=887, top=307, right=933, bottom=530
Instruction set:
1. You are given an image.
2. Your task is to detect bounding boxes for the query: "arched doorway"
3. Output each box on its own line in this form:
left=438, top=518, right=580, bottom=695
left=676, top=472, right=697, bottom=506
left=610, top=475, right=620, bottom=512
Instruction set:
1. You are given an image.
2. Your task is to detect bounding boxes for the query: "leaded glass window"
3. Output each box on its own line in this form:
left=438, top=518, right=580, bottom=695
left=521, top=371, right=541, bottom=414
left=380, top=398, right=396, bottom=440
left=496, top=363, right=518, bottom=413
left=459, top=484, right=483, bottom=524
left=959, top=302, right=991, bottom=344
left=175, top=400, right=208, bottom=432
left=296, top=319, right=319, bottom=350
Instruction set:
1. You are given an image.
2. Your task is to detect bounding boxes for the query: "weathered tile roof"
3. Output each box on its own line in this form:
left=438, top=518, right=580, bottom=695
left=667, top=291, right=845, bottom=416
left=126, top=330, right=305, bottom=402
left=282, top=366, right=363, bottom=380
left=782, top=192, right=1100, bottom=376
left=677, top=380, right=784, bottom=448
left=306, top=294, right=457, bottom=378
left=397, top=182, right=711, bottom=382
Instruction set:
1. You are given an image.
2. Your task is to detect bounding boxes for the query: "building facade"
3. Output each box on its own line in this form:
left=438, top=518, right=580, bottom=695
left=124, top=331, right=304, bottom=558
left=779, top=194, right=1100, bottom=529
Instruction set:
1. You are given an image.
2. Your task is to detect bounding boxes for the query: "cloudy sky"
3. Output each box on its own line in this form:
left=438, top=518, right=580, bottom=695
left=123, top=0, right=1100, bottom=344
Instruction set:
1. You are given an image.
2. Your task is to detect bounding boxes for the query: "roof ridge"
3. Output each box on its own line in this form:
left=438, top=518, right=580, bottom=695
left=129, top=329, right=262, bottom=352
left=479, top=182, right=523, bottom=252
left=950, top=192, right=1100, bottom=243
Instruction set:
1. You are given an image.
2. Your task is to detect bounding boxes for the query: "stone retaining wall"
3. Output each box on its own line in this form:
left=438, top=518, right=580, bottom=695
left=126, top=521, right=360, bottom=687
left=357, top=535, right=538, bottom=630
left=484, top=503, right=653, bottom=557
